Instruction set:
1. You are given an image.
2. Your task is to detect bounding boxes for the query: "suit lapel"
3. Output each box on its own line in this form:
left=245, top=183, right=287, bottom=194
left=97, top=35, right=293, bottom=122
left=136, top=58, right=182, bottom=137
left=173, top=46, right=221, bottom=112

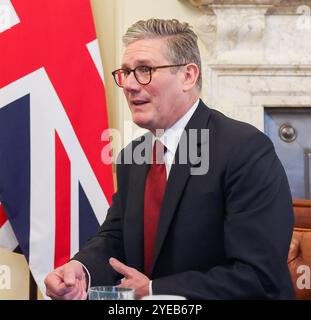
left=152, top=100, right=211, bottom=274
left=123, top=133, right=152, bottom=272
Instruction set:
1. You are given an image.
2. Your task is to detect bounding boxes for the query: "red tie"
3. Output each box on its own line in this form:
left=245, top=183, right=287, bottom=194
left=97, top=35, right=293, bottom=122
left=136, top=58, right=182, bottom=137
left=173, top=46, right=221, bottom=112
left=144, top=140, right=167, bottom=277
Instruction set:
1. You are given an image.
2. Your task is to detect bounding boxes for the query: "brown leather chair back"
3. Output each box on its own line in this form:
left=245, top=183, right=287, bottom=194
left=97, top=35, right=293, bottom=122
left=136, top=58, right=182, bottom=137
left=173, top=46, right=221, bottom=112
left=288, top=199, right=311, bottom=300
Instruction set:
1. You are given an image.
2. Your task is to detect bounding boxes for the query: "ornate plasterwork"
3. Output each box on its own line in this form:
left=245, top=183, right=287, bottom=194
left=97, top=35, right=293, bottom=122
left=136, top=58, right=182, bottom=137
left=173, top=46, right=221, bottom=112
left=185, top=0, right=311, bottom=14
left=195, top=4, right=270, bottom=63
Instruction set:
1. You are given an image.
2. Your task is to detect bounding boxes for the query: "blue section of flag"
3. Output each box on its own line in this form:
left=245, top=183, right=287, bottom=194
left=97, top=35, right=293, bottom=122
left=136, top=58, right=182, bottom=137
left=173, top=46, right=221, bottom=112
left=79, top=183, right=100, bottom=248
left=0, top=94, right=31, bottom=260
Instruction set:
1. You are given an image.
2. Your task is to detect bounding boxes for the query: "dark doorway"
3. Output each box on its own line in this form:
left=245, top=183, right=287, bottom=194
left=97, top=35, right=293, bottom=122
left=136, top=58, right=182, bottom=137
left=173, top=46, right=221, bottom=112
left=265, top=108, right=311, bottom=200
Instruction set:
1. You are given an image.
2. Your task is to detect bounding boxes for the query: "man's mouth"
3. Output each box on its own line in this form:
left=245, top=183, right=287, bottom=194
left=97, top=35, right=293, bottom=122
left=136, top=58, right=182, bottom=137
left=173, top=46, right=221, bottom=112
left=131, top=100, right=149, bottom=106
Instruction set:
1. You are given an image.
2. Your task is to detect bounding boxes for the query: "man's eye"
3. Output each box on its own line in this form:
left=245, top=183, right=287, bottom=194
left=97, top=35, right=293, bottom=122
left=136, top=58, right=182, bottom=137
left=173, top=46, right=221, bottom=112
left=137, top=66, right=150, bottom=73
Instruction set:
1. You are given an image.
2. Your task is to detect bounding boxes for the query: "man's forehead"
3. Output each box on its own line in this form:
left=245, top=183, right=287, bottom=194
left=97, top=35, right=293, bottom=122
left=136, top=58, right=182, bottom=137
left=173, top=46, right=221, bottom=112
left=121, top=39, right=168, bottom=66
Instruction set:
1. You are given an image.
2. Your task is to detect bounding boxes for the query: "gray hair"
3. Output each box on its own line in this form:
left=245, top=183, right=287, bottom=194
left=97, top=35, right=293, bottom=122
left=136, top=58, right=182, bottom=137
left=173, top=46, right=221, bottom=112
left=123, top=19, right=202, bottom=90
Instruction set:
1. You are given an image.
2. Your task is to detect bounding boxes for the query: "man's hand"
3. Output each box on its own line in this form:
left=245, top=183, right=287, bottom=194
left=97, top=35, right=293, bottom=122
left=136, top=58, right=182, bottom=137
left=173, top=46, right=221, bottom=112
left=44, top=260, right=88, bottom=300
left=109, top=257, right=150, bottom=299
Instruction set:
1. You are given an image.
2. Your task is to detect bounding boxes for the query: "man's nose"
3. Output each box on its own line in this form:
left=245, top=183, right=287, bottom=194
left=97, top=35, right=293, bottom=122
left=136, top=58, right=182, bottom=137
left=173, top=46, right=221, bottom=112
left=123, top=71, right=141, bottom=93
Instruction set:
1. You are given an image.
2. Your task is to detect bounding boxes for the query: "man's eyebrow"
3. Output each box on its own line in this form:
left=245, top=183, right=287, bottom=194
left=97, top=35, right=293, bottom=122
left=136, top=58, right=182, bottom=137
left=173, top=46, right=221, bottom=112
left=121, top=60, right=153, bottom=68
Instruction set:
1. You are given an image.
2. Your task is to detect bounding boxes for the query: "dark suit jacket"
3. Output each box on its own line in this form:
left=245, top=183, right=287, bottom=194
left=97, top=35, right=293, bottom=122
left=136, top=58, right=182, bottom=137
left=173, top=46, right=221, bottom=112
left=74, top=100, right=295, bottom=299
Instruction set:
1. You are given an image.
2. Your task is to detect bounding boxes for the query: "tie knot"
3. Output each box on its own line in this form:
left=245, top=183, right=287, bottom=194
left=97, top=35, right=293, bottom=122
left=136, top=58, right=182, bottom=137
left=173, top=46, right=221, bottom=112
left=152, top=140, right=166, bottom=164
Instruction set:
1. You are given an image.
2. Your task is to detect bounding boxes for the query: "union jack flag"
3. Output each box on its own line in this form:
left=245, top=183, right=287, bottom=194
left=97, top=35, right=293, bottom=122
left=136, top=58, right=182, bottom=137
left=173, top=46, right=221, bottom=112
left=0, top=0, right=114, bottom=297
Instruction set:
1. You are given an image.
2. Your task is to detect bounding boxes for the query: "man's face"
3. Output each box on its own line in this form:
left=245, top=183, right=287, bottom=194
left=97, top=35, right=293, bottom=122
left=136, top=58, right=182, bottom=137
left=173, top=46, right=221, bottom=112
left=121, top=38, right=186, bottom=133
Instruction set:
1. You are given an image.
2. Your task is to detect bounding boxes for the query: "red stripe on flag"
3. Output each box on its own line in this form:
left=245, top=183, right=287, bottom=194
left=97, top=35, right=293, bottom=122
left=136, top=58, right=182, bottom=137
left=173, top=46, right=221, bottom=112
left=0, top=205, right=8, bottom=228
left=0, top=204, right=8, bottom=228
left=54, top=132, right=71, bottom=268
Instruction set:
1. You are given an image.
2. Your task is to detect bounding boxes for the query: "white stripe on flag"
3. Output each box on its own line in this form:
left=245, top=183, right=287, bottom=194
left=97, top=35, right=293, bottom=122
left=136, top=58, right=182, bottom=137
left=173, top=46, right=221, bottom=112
left=70, top=165, right=79, bottom=258
left=87, top=39, right=105, bottom=84
left=0, top=220, right=18, bottom=250
left=29, top=69, right=56, bottom=299
left=0, top=0, right=20, bottom=33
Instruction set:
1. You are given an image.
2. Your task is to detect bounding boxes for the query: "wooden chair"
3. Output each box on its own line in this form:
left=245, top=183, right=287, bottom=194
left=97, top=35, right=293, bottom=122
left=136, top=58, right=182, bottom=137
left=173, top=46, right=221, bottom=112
left=288, top=199, right=311, bottom=300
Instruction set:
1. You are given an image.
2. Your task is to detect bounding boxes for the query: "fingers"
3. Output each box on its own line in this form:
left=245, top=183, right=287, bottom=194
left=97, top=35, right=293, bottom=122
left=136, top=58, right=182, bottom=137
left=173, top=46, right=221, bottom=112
left=62, top=280, right=86, bottom=300
left=116, top=275, right=150, bottom=300
left=63, top=261, right=84, bottom=286
left=109, top=257, right=132, bottom=278
left=108, top=258, right=150, bottom=300
left=45, top=261, right=87, bottom=300
left=46, top=282, right=72, bottom=300
left=45, top=271, right=71, bottom=298
left=116, top=278, right=130, bottom=288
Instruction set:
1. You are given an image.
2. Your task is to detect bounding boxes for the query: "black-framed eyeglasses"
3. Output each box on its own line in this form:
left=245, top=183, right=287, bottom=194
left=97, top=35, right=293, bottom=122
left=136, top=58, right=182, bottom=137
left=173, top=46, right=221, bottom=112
left=111, top=64, right=188, bottom=88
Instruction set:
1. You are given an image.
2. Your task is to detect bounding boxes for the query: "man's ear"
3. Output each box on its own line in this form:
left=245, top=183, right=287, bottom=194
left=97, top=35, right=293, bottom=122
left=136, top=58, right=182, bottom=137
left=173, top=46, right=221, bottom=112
left=182, top=63, right=200, bottom=92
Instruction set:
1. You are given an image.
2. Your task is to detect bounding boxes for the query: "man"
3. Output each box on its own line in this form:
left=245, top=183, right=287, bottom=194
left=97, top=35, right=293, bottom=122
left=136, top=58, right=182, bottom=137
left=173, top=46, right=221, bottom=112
left=44, top=19, right=294, bottom=299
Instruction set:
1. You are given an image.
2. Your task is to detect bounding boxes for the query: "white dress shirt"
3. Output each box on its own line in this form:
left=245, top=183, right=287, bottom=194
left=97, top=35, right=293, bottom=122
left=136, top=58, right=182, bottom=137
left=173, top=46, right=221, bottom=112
left=154, top=98, right=200, bottom=179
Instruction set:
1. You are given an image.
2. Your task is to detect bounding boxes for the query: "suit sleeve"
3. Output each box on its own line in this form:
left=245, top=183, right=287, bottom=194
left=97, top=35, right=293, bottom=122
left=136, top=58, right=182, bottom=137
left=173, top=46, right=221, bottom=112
left=73, top=162, right=126, bottom=287
left=152, top=131, right=295, bottom=299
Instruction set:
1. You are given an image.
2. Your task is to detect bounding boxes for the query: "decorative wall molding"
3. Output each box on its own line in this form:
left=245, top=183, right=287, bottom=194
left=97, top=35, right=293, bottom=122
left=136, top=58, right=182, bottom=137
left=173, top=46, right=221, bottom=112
left=184, top=0, right=311, bottom=130
left=185, top=0, right=311, bottom=15
left=205, top=65, right=311, bottom=130
left=198, top=5, right=270, bottom=63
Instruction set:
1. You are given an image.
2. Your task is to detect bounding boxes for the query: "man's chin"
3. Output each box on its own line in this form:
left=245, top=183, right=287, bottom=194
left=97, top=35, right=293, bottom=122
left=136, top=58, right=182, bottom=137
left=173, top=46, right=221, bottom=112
left=132, top=116, right=153, bottom=130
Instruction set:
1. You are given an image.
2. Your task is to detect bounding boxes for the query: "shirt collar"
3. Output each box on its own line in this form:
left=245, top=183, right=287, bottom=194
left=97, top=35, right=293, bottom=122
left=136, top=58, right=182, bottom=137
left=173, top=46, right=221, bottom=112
left=153, top=98, right=200, bottom=155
